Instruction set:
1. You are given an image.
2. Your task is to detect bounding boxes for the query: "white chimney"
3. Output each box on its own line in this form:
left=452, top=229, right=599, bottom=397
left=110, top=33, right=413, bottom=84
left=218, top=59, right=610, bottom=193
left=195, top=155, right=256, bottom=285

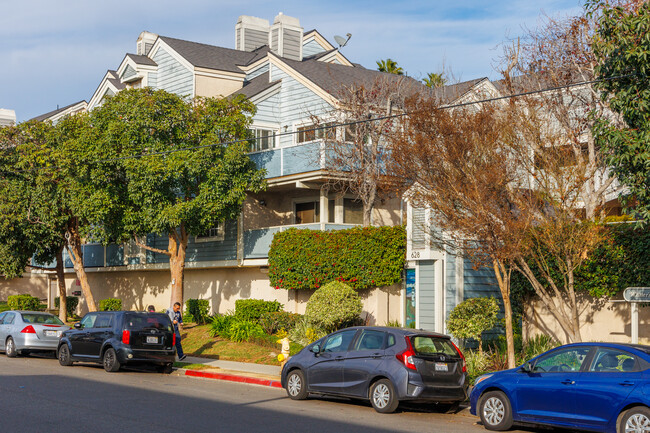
left=0, top=109, right=16, bottom=127
left=137, top=31, right=158, bottom=56
left=269, top=13, right=303, bottom=61
left=236, top=16, right=270, bottom=52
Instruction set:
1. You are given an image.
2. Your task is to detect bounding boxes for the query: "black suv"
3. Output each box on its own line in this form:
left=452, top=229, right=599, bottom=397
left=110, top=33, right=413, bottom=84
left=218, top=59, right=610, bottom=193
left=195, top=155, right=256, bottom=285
left=57, top=311, right=176, bottom=373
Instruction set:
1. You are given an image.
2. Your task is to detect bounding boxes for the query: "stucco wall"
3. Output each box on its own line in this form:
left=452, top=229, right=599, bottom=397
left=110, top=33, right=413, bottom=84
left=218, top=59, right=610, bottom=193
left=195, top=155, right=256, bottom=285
left=195, top=75, right=243, bottom=98
left=0, top=273, right=50, bottom=301
left=523, top=295, right=650, bottom=345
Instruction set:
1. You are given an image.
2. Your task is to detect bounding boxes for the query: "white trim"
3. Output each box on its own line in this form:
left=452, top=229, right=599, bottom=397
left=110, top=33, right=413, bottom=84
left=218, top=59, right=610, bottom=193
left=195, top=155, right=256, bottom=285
left=268, top=53, right=338, bottom=106
left=148, top=38, right=195, bottom=72
left=238, top=57, right=270, bottom=73
left=415, top=263, right=421, bottom=330
left=249, top=81, right=282, bottom=105
left=302, top=30, right=335, bottom=51
left=194, top=68, right=245, bottom=80
left=435, top=259, right=445, bottom=333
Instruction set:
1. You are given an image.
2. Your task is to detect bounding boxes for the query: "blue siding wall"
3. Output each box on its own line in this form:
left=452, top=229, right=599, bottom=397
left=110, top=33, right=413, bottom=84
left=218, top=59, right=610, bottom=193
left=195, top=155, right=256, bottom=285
left=152, top=47, right=193, bottom=97
left=303, top=39, right=327, bottom=57
left=247, top=64, right=269, bottom=80
left=249, top=148, right=282, bottom=178
left=463, top=258, right=500, bottom=300
left=122, top=65, right=137, bottom=80
left=419, top=260, right=435, bottom=331
left=283, top=141, right=321, bottom=175
left=445, top=253, right=457, bottom=320
left=148, top=72, right=157, bottom=88
left=253, top=92, right=280, bottom=125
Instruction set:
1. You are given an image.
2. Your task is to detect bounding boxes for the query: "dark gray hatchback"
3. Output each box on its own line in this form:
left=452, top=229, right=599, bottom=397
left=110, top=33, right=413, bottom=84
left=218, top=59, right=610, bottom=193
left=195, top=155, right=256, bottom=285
left=280, top=326, right=468, bottom=413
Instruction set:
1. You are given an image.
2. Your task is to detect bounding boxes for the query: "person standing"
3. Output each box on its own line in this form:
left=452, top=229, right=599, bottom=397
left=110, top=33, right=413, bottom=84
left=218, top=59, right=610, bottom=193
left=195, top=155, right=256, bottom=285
left=167, top=302, right=186, bottom=361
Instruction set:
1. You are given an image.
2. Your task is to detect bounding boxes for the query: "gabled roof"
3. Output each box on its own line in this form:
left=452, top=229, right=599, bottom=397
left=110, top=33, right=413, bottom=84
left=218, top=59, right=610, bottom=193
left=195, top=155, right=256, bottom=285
left=158, top=36, right=263, bottom=73
left=106, top=70, right=126, bottom=90
left=30, top=100, right=87, bottom=122
left=430, top=77, right=489, bottom=104
left=125, top=53, right=157, bottom=67
left=233, top=72, right=280, bottom=99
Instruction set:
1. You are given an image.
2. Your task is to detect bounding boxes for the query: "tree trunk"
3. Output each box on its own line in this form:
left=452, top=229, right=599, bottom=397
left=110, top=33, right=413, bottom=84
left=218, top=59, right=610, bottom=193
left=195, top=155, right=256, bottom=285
left=55, top=246, right=67, bottom=322
left=66, top=220, right=97, bottom=312
left=493, top=259, right=516, bottom=369
left=168, top=224, right=189, bottom=308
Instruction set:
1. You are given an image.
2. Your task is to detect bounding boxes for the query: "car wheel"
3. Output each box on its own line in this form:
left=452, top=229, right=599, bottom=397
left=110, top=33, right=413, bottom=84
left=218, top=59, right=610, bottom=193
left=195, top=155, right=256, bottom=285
left=103, top=348, right=120, bottom=373
left=618, top=406, right=650, bottom=433
left=5, top=337, right=17, bottom=358
left=58, top=344, right=73, bottom=366
left=479, top=390, right=513, bottom=431
left=369, top=379, right=399, bottom=413
left=159, top=363, right=174, bottom=374
left=285, top=369, right=308, bottom=400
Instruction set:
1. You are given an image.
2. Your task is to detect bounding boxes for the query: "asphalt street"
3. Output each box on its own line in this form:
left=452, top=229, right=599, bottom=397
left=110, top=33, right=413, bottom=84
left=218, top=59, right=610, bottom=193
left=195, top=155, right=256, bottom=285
left=0, top=354, right=576, bottom=433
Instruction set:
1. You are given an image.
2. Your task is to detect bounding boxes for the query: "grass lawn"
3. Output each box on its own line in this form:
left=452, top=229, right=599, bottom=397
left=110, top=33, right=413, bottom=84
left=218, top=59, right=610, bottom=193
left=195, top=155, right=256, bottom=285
left=180, top=324, right=282, bottom=366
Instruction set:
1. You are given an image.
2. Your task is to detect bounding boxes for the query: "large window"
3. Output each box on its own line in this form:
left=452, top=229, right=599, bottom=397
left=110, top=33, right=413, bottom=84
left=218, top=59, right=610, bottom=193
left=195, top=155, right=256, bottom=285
left=195, top=222, right=225, bottom=242
left=250, top=128, right=276, bottom=152
left=297, top=122, right=335, bottom=143
left=294, top=200, right=336, bottom=224
left=533, top=347, right=591, bottom=373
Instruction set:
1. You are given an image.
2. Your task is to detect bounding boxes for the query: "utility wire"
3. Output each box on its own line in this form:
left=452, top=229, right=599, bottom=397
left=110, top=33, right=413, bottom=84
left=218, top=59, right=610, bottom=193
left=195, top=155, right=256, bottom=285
left=0, top=73, right=636, bottom=176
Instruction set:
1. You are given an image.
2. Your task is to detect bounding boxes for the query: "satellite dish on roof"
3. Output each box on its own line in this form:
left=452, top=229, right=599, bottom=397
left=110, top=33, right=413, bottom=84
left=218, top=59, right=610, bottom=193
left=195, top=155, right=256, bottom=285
left=334, top=33, right=352, bottom=48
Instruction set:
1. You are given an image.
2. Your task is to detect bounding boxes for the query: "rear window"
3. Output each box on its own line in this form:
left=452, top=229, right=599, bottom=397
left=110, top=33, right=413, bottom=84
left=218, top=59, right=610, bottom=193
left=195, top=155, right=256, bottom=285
left=21, top=313, right=64, bottom=325
left=125, top=314, right=173, bottom=332
left=411, top=336, right=458, bottom=357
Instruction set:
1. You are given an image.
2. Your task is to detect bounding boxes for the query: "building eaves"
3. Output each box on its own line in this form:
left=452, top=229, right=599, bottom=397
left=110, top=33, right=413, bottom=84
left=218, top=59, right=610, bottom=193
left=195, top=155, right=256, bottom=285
left=232, top=72, right=280, bottom=99
left=159, top=36, right=259, bottom=74
left=125, top=53, right=158, bottom=66
left=30, top=100, right=86, bottom=122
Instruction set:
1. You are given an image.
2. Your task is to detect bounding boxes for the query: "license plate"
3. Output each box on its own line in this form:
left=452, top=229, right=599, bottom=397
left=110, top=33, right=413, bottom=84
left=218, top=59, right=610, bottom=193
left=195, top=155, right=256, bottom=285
left=146, top=336, right=159, bottom=344
left=44, top=330, right=62, bottom=338
left=435, top=362, right=448, bottom=372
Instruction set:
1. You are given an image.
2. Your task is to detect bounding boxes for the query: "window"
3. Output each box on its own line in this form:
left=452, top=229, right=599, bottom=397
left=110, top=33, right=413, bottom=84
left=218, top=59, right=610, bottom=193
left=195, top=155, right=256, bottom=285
left=295, top=201, right=319, bottom=224
left=589, top=348, right=638, bottom=373
left=250, top=128, right=277, bottom=152
left=322, top=330, right=357, bottom=353
left=2, top=312, right=15, bottom=325
left=344, top=198, right=363, bottom=224
left=21, top=313, right=64, bottom=325
left=353, top=330, right=385, bottom=351
left=297, top=122, right=335, bottom=143
left=195, top=222, right=225, bottom=242
left=0, top=312, right=5, bottom=324
left=80, top=313, right=98, bottom=329
left=533, top=347, right=591, bottom=373
left=94, top=314, right=114, bottom=329
left=387, top=333, right=396, bottom=348
left=411, top=336, right=458, bottom=357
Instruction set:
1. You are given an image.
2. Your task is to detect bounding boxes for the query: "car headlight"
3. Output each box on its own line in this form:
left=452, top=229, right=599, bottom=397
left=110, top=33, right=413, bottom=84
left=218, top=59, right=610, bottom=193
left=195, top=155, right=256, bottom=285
left=474, top=374, right=494, bottom=385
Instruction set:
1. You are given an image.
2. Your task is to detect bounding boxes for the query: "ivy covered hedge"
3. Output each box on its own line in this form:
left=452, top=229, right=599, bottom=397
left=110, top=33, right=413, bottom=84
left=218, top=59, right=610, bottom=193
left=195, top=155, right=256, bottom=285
left=268, top=226, right=406, bottom=290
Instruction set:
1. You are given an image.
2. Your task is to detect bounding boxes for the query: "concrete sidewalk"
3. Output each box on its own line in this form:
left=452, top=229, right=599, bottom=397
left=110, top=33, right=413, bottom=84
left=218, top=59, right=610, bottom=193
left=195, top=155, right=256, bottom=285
left=176, top=356, right=283, bottom=388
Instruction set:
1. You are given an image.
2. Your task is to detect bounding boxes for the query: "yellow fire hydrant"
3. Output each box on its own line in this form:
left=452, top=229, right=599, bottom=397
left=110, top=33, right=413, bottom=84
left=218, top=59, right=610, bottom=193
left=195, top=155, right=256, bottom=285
left=277, top=337, right=291, bottom=368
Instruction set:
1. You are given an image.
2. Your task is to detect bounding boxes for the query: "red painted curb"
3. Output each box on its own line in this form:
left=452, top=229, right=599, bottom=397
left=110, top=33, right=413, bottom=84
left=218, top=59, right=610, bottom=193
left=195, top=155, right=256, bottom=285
left=184, top=369, right=282, bottom=388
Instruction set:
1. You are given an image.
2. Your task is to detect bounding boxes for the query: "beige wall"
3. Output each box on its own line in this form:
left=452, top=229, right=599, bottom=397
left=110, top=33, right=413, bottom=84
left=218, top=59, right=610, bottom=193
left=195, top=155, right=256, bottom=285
left=0, top=273, right=50, bottom=301
left=195, top=75, right=243, bottom=98
left=524, top=295, right=650, bottom=344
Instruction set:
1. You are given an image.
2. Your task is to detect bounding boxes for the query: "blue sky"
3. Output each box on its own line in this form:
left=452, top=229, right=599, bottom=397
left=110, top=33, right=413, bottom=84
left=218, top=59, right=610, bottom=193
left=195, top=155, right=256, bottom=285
left=1, top=0, right=582, bottom=122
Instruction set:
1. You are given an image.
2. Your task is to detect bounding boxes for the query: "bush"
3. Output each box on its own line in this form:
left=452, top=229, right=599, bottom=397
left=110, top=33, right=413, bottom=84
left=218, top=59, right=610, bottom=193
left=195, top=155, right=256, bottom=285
left=305, top=281, right=362, bottom=332
left=185, top=299, right=210, bottom=325
left=522, top=334, right=559, bottom=362
left=258, top=311, right=301, bottom=335
left=268, top=225, right=406, bottom=290
left=55, top=296, right=79, bottom=317
left=209, top=312, right=236, bottom=339
left=446, top=297, right=499, bottom=353
left=99, top=298, right=122, bottom=311
left=228, top=320, right=265, bottom=343
left=7, top=294, right=41, bottom=311
left=289, top=316, right=327, bottom=346
left=465, top=350, right=491, bottom=385
left=235, top=299, right=282, bottom=322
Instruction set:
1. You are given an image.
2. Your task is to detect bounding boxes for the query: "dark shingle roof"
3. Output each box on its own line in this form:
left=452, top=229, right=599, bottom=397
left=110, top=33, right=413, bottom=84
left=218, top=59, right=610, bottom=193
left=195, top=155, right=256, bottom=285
left=107, top=70, right=126, bottom=91
left=232, top=72, right=280, bottom=99
left=30, top=100, right=86, bottom=122
left=159, top=36, right=265, bottom=73
left=125, top=53, right=157, bottom=66
left=430, top=77, right=488, bottom=103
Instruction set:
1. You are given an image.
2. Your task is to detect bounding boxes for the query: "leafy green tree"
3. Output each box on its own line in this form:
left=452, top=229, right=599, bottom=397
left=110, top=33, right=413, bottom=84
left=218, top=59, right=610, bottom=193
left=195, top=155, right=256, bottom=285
left=422, top=72, right=446, bottom=88
left=91, top=88, right=265, bottom=307
left=446, top=297, right=499, bottom=355
left=590, top=1, right=650, bottom=220
left=376, top=58, right=404, bottom=75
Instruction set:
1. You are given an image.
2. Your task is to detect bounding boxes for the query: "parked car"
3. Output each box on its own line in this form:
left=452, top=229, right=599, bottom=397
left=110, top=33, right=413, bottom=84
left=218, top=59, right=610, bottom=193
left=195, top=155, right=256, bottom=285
left=470, top=342, right=650, bottom=433
left=57, top=311, right=176, bottom=373
left=280, top=326, right=468, bottom=413
left=0, top=310, right=70, bottom=357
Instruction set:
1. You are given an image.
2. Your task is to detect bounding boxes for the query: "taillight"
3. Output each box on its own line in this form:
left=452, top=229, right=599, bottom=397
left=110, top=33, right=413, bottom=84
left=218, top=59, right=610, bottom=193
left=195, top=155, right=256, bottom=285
left=172, top=333, right=176, bottom=347
left=21, top=325, right=36, bottom=334
left=451, top=341, right=467, bottom=373
left=122, top=329, right=130, bottom=345
left=396, top=336, right=417, bottom=370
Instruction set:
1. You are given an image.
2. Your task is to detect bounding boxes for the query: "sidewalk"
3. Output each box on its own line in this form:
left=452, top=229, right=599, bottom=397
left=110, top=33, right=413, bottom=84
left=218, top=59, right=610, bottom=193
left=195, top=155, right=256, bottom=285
left=175, top=356, right=283, bottom=388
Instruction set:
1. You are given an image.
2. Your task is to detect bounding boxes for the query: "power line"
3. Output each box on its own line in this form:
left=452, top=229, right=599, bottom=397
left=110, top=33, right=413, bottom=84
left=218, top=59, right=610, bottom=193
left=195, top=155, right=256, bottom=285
left=0, top=73, right=636, bottom=176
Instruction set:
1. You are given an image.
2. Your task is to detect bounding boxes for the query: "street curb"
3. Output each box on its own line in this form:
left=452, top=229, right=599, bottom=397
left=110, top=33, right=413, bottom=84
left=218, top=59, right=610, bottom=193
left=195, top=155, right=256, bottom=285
left=182, top=369, right=282, bottom=388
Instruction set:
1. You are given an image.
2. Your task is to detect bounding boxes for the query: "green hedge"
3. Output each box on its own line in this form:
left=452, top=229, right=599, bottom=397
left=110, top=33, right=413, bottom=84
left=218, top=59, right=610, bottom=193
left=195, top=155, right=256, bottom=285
left=258, top=311, right=302, bottom=334
left=186, top=299, right=211, bottom=325
left=235, top=299, right=282, bottom=322
left=268, top=226, right=406, bottom=290
left=7, top=295, right=41, bottom=311
left=55, top=296, right=79, bottom=317
left=99, top=298, right=122, bottom=311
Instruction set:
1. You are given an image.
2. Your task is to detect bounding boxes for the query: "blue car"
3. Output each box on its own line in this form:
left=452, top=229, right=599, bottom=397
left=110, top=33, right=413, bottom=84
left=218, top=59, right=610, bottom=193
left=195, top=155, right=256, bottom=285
left=470, top=342, right=650, bottom=433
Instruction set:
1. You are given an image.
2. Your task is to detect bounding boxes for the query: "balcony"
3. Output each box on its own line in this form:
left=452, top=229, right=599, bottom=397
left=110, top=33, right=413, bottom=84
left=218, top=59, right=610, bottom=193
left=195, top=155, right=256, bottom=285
left=249, top=142, right=322, bottom=179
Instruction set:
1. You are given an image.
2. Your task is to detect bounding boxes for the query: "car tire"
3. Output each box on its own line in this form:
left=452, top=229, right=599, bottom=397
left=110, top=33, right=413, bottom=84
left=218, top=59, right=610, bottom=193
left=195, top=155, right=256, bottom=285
left=479, top=390, right=513, bottom=431
left=618, top=406, right=650, bottom=433
left=369, top=379, right=399, bottom=414
left=58, top=344, right=73, bottom=366
left=103, top=348, right=120, bottom=373
left=160, top=363, right=174, bottom=374
left=5, top=337, right=17, bottom=358
left=285, top=369, right=308, bottom=400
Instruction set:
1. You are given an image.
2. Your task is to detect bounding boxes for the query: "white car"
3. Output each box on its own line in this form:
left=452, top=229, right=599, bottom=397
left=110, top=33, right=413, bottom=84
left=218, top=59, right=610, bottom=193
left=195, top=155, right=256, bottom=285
left=0, top=310, right=69, bottom=357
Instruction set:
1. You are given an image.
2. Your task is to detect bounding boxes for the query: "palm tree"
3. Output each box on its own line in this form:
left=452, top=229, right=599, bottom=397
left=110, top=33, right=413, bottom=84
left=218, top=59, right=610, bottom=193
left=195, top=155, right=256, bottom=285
left=423, top=72, right=447, bottom=88
left=376, top=58, right=404, bottom=75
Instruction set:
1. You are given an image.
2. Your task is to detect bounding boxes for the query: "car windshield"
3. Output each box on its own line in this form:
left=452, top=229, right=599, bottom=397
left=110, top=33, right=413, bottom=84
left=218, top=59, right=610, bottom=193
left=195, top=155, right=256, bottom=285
left=125, top=314, right=172, bottom=332
left=21, top=313, right=64, bottom=325
left=411, top=336, right=458, bottom=357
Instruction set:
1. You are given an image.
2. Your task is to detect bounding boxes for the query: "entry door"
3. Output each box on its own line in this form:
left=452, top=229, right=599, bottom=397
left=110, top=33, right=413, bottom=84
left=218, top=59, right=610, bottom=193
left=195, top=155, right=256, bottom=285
left=307, top=329, right=358, bottom=394
left=417, top=260, right=436, bottom=331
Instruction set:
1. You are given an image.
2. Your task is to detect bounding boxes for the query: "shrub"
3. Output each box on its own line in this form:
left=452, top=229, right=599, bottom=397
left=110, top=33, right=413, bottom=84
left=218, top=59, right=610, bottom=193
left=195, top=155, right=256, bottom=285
left=209, top=312, right=236, bottom=339
left=522, top=334, right=559, bottom=361
left=228, top=320, right=265, bottom=343
left=99, top=298, right=122, bottom=311
left=384, top=320, right=402, bottom=328
left=7, top=294, right=41, bottom=311
left=465, top=350, right=491, bottom=385
left=185, top=299, right=210, bottom=325
left=268, top=225, right=406, bottom=290
left=258, top=311, right=301, bottom=335
left=235, top=299, right=282, bottom=322
left=446, top=297, right=499, bottom=354
left=55, top=296, right=79, bottom=317
left=289, top=316, right=327, bottom=346
left=305, top=281, right=362, bottom=332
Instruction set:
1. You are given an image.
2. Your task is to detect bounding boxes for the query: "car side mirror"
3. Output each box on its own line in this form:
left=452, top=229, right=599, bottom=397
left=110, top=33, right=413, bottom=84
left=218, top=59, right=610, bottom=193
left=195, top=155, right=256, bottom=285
left=310, top=344, right=320, bottom=355
left=74, top=322, right=82, bottom=329
left=521, top=361, right=533, bottom=373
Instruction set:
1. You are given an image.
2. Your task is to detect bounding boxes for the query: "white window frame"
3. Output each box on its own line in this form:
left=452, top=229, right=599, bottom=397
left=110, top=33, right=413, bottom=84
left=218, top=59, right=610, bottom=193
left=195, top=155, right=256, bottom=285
left=249, top=126, right=278, bottom=153
left=195, top=222, right=225, bottom=243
